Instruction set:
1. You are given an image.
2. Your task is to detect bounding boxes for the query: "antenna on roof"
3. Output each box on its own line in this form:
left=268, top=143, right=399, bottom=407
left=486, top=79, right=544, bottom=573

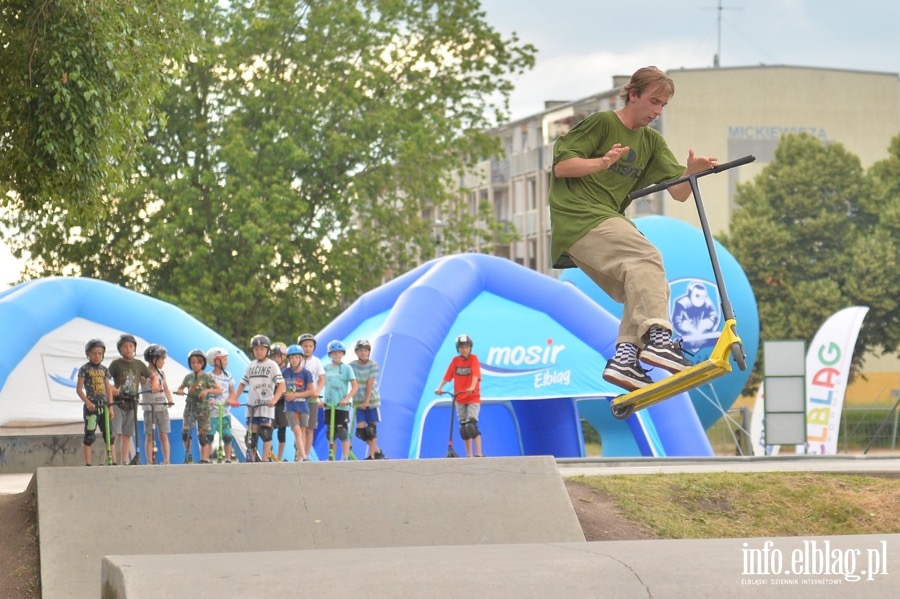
left=702, top=0, right=742, bottom=67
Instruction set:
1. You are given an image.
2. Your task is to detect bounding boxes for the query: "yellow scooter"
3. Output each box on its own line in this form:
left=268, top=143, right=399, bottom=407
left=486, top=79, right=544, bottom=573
left=610, top=155, right=755, bottom=420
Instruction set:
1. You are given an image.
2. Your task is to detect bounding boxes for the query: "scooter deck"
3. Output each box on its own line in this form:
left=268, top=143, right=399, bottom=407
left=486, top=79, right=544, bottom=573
left=609, top=319, right=743, bottom=420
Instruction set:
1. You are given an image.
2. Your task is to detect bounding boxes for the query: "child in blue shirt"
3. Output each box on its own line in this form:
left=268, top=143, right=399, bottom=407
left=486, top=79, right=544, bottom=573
left=282, top=344, right=316, bottom=461
left=321, top=340, right=358, bottom=460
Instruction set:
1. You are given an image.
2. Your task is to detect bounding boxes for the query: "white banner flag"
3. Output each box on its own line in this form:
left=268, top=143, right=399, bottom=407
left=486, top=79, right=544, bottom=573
left=799, top=306, right=869, bottom=455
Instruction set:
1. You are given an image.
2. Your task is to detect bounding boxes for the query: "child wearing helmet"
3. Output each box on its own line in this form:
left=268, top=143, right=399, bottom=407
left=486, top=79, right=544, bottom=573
left=435, top=334, right=483, bottom=458
left=269, top=342, right=290, bottom=461
left=321, top=340, right=358, bottom=460
left=176, top=349, right=222, bottom=464
left=206, top=347, right=238, bottom=463
left=296, top=333, right=326, bottom=457
left=142, top=344, right=174, bottom=464
left=108, top=333, right=151, bottom=465
left=229, top=334, right=285, bottom=462
left=76, top=339, right=116, bottom=466
left=282, top=344, right=316, bottom=461
left=350, top=340, right=386, bottom=459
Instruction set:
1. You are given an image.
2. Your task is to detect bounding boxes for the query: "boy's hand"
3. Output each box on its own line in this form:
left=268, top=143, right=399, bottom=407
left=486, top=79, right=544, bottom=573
left=434, top=389, right=444, bottom=395
left=227, top=399, right=240, bottom=408
left=86, top=400, right=96, bottom=412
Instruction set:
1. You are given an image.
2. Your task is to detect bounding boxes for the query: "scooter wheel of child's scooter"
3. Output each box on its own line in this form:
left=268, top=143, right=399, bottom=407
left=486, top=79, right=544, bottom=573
left=610, top=400, right=634, bottom=421
left=731, top=342, right=747, bottom=371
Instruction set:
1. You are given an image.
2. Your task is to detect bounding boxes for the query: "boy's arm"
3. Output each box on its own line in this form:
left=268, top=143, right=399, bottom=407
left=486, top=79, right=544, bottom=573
left=203, top=381, right=223, bottom=399
left=268, top=381, right=286, bottom=408
left=468, top=358, right=482, bottom=393
left=105, top=378, right=117, bottom=417
left=364, top=377, right=375, bottom=405
left=341, top=378, right=358, bottom=407
left=317, top=375, right=326, bottom=404
left=76, top=376, right=92, bottom=408
left=228, top=382, right=245, bottom=405
left=149, top=370, right=161, bottom=394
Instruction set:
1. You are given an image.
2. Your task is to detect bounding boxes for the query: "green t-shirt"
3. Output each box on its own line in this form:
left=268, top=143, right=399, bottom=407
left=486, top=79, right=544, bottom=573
left=549, top=111, right=684, bottom=268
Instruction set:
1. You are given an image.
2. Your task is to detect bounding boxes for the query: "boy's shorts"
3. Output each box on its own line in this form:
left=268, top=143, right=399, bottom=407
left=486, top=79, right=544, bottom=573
left=285, top=411, right=309, bottom=428
left=323, top=406, right=350, bottom=430
left=83, top=404, right=110, bottom=445
left=285, top=399, right=309, bottom=427
left=249, top=416, right=273, bottom=429
left=456, top=402, right=481, bottom=423
left=208, top=414, right=233, bottom=439
left=274, top=399, right=288, bottom=429
left=183, top=398, right=211, bottom=434
left=306, top=397, right=320, bottom=429
left=143, top=404, right=171, bottom=434
left=112, top=405, right=137, bottom=436
left=355, top=406, right=381, bottom=425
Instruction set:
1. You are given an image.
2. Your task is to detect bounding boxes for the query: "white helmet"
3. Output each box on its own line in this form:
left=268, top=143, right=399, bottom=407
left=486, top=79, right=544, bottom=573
left=206, top=347, right=229, bottom=366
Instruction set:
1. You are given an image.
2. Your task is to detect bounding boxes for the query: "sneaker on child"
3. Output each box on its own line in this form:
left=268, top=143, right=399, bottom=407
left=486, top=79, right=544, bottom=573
left=640, top=339, right=692, bottom=373
left=602, top=357, right=653, bottom=391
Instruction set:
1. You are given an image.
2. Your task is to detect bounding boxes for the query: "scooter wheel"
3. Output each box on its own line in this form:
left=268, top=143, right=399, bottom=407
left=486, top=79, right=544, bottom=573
left=610, top=401, right=634, bottom=421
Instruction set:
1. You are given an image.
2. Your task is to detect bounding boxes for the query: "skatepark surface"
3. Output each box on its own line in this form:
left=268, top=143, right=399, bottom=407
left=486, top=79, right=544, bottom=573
left=4, top=456, right=899, bottom=598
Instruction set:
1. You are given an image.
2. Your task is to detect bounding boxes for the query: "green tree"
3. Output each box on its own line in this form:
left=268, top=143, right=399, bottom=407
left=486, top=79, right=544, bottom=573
left=721, top=133, right=900, bottom=387
left=0, top=0, right=187, bottom=220
left=3, top=0, right=536, bottom=345
left=858, top=135, right=900, bottom=352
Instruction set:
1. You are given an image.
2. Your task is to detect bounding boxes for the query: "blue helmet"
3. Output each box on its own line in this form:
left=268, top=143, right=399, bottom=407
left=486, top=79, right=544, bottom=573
left=286, top=344, right=304, bottom=357
left=327, top=340, right=346, bottom=354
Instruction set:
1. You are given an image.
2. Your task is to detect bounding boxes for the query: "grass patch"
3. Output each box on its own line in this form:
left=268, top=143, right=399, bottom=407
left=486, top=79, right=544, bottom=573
left=578, top=472, right=900, bottom=539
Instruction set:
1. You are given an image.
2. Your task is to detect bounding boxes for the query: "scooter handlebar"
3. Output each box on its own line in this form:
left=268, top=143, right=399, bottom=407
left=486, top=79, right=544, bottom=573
left=628, top=154, right=755, bottom=200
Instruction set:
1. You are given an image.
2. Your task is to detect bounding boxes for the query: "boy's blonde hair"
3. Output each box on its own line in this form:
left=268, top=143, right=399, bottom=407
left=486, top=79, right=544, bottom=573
left=619, top=66, right=674, bottom=105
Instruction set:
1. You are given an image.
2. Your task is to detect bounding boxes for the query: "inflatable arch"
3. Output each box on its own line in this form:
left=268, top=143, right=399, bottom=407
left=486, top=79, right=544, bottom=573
left=312, top=252, right=714, bottom=459
left=0, top=277, right=250, bottom=463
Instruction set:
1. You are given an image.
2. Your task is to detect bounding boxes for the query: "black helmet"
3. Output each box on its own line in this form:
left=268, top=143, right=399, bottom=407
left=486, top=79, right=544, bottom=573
left=296, top=333, right=316, bottom=348
left=250, top=334, right=271, bottom=349
left=144, top=344, right=167, bottom=362
left=188, top=348, right=207, bottom=368
left=116, top=333, right=137, bottom=354
left=84, top=338, right=106, bottom=356
left=455, top=334, right=473, bottom=349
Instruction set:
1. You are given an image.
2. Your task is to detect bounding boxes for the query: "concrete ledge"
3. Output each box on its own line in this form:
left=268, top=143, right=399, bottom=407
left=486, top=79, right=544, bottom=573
left=37, top=456, right=583, bottom=599
left=0, top=427, right=95, bottom=473
left=102, top=535, right=900, bottom=599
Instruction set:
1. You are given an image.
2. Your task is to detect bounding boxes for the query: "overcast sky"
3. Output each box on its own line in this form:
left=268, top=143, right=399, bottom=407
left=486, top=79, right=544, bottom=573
left=2, top=0, right=899, bottom=287
left=480, top=0, right=900, bottom=120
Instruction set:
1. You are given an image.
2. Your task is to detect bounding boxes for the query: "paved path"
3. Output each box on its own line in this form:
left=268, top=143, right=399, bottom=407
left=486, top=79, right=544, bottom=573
left=556, top=455, right=900, bottom=476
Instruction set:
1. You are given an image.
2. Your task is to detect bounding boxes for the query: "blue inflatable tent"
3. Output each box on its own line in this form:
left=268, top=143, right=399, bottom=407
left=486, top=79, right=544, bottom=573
left=313, top=252, right=716, bottom=459
left=0, top=277, right=250, bottom=463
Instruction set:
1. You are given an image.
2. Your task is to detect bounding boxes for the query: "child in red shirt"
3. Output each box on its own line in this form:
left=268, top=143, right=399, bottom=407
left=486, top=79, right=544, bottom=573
left=435, top=334, right=483, bottom=457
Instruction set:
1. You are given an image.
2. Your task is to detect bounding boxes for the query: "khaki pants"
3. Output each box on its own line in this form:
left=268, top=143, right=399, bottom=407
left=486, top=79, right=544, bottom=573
left=568, top=216, right=671, bottom=348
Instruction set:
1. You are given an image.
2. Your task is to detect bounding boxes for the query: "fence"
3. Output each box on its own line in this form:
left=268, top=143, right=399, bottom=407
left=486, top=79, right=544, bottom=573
left=706, top=405, right=900, bottom=456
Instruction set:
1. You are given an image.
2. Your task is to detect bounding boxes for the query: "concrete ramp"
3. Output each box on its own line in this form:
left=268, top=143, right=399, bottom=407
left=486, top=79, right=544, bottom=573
left=36, top=456, right=583, bottom=599
left=0, top=426, right=96, bottom=473
left=103, top=535, right=900, bottom=599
